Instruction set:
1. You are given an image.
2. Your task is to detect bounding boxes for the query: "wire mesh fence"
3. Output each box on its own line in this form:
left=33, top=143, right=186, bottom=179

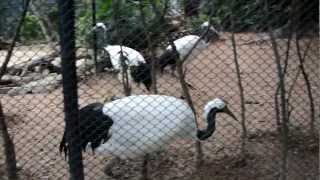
left=0, top=0, right=319, bottom=180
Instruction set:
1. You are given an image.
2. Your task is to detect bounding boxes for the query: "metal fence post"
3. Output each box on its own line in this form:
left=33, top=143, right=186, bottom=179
left=58, top=0, right=84, bottom=180
left=92, top=0, right=98, bottom=72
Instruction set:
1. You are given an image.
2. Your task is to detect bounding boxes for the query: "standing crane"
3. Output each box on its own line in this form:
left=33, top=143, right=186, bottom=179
left=158, top=21, right=219, bottom=74
left=59, top=95, right=237, bottom=177
left=93, top=22, right=152, bottom=92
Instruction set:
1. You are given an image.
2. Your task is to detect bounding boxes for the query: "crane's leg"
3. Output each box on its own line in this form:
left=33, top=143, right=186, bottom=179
left=141, top=153, right=150, bottom=180
left=154, top=151, right=165, bottom=180
left=170, top=64, right=177, bottom=77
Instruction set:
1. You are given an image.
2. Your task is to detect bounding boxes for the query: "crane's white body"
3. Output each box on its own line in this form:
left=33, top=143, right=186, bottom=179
left=167, top=35, right=208, bottom=60
left=95, top=95, right=196, bottom=159
left=103, top=45, right=146, bottom=71
left=94, top=23, right=146, bottom=71
left=103, top=45, right=147, bottom=89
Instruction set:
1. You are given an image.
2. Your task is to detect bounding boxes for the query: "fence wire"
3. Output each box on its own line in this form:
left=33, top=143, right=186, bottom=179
left=0, top=0, right=319, bottom=180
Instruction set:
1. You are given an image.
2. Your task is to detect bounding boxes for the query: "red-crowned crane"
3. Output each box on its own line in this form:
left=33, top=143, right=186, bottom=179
left=59, top=95, right=237, bottom=177
left=158, top=21, right=219, bottom=74
left=93, top=23, right=152, bottom=92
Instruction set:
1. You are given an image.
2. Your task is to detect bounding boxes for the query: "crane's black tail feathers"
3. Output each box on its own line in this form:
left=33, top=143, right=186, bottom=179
left=158, top=49, right=179, bottom=73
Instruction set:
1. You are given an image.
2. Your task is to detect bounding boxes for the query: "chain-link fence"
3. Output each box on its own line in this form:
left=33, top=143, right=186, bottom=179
left=0, top=0, right=319, bottom=179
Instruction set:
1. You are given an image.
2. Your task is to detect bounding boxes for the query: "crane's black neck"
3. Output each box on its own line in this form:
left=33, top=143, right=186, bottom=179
left=96, top=49, right=113, bottom=72
left=192, top=26, right=219, bottom=44
left=197, top=108, right=218, bottom=140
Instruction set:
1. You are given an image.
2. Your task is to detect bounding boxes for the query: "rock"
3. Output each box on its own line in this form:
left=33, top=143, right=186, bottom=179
left=41, top=69, right=50, bottom=76
left=1, top=73, right=48, bottom=85
left=76, top=58, right=95, bottom=75
left=1, top=75, right=23, bottom=84
left=51, top=57, right=61, bottom=68
left=0, top=86, right=14, bottom=94
left=6, top=66, right=24, bottom=76
left=7, top=73, right=62, bottom=96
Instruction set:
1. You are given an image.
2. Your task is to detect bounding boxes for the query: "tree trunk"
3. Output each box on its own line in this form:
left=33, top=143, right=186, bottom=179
left=0, top=102, right=19, bottom=180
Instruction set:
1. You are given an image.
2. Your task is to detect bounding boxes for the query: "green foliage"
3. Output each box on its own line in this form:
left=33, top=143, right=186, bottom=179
left=189, top=14, right=221, bottom=30
left=76, top=0, right=170, bottom=50
left=47, top=5, right=59, bottom=34
left=76, top=10, right=92, bottom=46
left=20, top=14, right=44, bottom=41
left=96, top=0, right=113, bottom=20
left=199, top=0, right=293, bottom=32
left=77, top=0, right=317, bottom=48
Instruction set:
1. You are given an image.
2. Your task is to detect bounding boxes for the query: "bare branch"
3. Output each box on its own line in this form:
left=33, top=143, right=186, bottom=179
left=282, top=30, right=293, bottom=77
left=229, top=0, right=247, bottom=157
left=91, top=0, right=98, bottom=72
left=0, top=0, right=31, bottom=80
left=274, top=84, right=281, bottom=132
left=231, top=33, right=247, bottom=156
left=111, top=1, right=130, bottom=96
left=0, top=102, right=19, bottom=180
left=0, top=1, right=30, bottom=179
left=286, top=37, right=313, bottom=92
left=269, top=31, right=289, bottom=180
left=29, top=2, right=58, bottom=50
left=286, top=36, right=313, bottom=109
left=120, top=46, right=131, bottom=96
left=167, top=2, right=216, bottom=179
left=139, top=0, right=158, bottom=94
left=296, top=36, right=316, bottom=135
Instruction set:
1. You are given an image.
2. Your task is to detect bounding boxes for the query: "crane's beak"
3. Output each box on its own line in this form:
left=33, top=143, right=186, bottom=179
left=223, top=106, right=238, bottom=122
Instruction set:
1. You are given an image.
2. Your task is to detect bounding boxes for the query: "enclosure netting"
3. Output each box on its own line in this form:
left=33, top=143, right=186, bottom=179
left=0, top=0, right=319, bottom=179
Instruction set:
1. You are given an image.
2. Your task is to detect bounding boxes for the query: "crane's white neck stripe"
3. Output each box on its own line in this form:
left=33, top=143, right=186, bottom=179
left=203, top=98, right=225, bottom=120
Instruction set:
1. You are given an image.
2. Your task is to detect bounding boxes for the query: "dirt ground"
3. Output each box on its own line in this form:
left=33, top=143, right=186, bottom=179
left=0, top=33, right=319, bottom=180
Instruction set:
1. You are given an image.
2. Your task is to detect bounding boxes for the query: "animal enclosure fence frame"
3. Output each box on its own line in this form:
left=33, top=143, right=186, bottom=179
left=58, top=0, right=84, bottom=179
left=0, top=0, right=319, bottom=180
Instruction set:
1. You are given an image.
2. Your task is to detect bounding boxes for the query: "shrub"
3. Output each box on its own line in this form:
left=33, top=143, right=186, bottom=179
left=20, top=14, right=44, bottom=42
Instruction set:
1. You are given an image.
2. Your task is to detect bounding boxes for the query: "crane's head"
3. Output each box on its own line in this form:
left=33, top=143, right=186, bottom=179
left=93, top=22, right=108, bottom=32
left=92, top=22, right=111, bottom=48
left=197, top=98, right=237, bottom=140
left=203, top=98, right=237, bottom=121
left=193, top=21, right=220, bottom=44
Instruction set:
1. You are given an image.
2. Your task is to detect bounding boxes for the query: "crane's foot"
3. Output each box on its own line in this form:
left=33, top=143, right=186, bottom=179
left=104, top=157, right=121, bottom=178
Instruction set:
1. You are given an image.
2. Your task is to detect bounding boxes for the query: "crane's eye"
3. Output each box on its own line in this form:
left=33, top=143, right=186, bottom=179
left=217, top=104, right=224, bottom=110
left=213, top=98, right=225, bottom=110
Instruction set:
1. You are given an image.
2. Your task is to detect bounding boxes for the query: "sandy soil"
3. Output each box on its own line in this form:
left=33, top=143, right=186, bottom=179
left=0, top=33, right=319, bottom=180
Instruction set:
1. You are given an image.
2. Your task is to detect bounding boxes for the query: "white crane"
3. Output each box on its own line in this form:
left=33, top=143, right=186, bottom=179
left=93, top=23, right=152, bottom=91
left=102, top=45, right=146, bottom=71
left=59, top=95, right=237, bottom=159
left=158, top=21, right=219, bottom=74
